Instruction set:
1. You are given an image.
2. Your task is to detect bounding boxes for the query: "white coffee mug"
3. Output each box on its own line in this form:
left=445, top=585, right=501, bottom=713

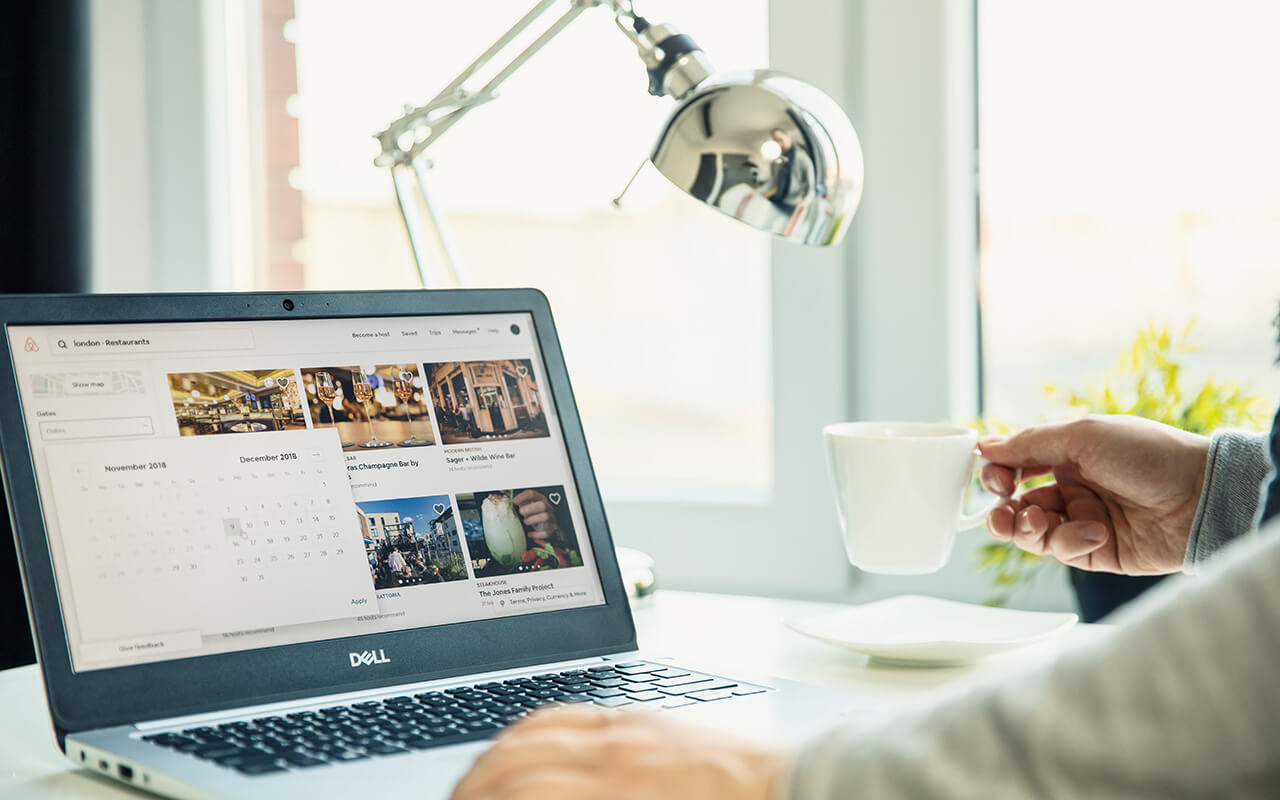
left=823, top=421, right=1013, bottom=575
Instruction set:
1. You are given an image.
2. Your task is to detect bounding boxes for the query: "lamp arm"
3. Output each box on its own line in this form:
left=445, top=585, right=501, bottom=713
left=374, top=0, right=712, bottom=288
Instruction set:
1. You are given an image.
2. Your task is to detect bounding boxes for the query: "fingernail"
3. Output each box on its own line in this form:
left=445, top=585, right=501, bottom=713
left=1081, top=522, right=1107, bottom=543
left=1015, top=513, right=1032, bottom=535
left=979, top=435, right=1005, bottom=448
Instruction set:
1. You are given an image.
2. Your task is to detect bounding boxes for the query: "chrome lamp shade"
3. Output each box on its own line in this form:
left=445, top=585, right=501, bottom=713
left=650, top=70, right=864, bottom=247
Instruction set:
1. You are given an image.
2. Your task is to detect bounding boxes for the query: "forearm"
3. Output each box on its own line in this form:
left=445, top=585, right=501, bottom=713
left=786, top=527, right=1280, bottom=799
left=1185, top=431, right=1272, bottom=571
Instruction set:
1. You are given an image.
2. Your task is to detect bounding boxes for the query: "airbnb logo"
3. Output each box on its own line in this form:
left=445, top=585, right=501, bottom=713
left=23, top=337, right=38, bottom=353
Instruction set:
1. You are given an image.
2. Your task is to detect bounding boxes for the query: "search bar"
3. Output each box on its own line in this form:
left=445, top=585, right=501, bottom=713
left=50, top=327, right=255, bottom=355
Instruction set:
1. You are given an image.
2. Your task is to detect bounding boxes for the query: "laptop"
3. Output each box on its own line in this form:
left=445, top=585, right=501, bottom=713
left=0, top=289, right=861, bottom=798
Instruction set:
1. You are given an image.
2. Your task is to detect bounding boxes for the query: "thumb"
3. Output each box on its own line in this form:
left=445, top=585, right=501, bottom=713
left=979, top=421, right=1081, bottom=469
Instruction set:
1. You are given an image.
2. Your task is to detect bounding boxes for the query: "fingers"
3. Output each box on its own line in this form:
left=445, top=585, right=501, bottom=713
left=507, top=706, right=614, bottom=733
left=979, top=421, right=1083, bottom=470
left=456, top=727, right=601, bottom=799
left=985, top=483, right=1066, bottom=541
left=521, top=511, right=556, bottom=530
left=1011, top=504, right=1054, bottom=555
left=979, top=463, right=1050, bottom=497
left=986, top=502, right=1016, bottom=540
left=513, top=490, right=545, bottom=507
left=987, top=480, right=1113, bottom=566
left=1044, top=521, right=1110, bottom=564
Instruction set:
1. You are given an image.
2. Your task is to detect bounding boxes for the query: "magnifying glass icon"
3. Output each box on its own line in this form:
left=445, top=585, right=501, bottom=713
left=57, top=339, right=67, bottom=349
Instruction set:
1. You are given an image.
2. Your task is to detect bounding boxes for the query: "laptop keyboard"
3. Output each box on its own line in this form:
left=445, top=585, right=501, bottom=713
left=140, top=661, right=768, bottom=776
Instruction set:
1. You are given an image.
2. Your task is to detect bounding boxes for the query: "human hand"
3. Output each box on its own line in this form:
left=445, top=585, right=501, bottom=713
left=979, top=415, right=1210, bottom=574
left=513, top=490, right=560, bottom=541
left=450, top=706, right=787, bottom=800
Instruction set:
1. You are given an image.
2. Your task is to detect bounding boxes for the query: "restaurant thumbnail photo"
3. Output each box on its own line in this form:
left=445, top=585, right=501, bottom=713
left=457, top=485, right=583, bottom=578
left=300, top=364, right=435, bottom=449
left=425, top=360, right=548, bottom=445
left=357, top=495, right=467, bottom=590
left=169, top=370, right=305, bottom=436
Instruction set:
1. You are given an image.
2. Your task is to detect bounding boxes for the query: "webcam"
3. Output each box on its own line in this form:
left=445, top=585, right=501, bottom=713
left=282, top=299, right=295, bottom=311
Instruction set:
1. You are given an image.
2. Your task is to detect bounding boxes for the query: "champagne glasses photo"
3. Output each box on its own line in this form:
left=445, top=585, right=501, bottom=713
left=393, top=369, right=429, bottom=447
left=352, top=368, right=393, bottom=449
left=314, top=371, right=354, bottom=448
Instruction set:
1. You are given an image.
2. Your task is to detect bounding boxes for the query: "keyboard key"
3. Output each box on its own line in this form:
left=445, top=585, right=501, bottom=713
left=329, top=751, right=369, bottom=762
left=615, top=664, right=665, bottom=675
left=661, top=699, right=697, bottom=710
left=652, top=676, right=711, bottom=689
left=615, top=662, right=644, bottom=668
left=590, top=678, right=626, bottom=688
left=281, top=752, right=327, bottom=768
left=685, top=689, right=736, bottom=703
left=586, top=666, right=616, bottom=673
left=649, top=669, right=690, bottom=680
left=592, top=696, right=632, bottom=708
left=625, top=691, right=666, bottom=703
left=364, top=743, right=410, bottom=756
left=192, top=744, right=250, bottom=760
left=235, top=761, right=288, bottom=776
left=588, top=688, right=626, bottom=698
left=732, top=686, right=768, bottom=696
left=214, top=750, right=274, bottom=767
left=685, top=681, right=737, bottom=693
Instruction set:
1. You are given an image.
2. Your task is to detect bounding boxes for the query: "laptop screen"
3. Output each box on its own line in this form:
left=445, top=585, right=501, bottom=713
left=6, top=314, right=606, bottom=673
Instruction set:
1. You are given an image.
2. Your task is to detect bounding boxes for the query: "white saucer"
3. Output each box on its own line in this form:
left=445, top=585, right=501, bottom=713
left=787, top=594, right=1078, bottom=666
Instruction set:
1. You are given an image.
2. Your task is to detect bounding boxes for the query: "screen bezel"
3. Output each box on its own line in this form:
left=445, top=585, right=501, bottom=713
left=0, top=289, right=635, bottom=739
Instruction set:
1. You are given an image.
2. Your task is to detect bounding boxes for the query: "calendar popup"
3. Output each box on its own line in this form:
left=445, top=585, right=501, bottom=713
left=44, top=429, right=378, bottom=660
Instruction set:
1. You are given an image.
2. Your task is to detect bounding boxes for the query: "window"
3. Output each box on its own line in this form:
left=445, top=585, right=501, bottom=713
left=278, top=0, right=773, bottom=498
left=980, top=0, right=1280, bottom=425
left=90, top=0, right=960, bottom=600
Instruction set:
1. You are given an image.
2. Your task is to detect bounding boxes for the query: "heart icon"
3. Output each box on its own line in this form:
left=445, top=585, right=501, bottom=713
left=277, top=376, right=290, bottom=388
left=433, top=503, right=446, bottom=514
left=548, top=492, right=561, bottom=505
left=516, top=365, right=529, bottom=377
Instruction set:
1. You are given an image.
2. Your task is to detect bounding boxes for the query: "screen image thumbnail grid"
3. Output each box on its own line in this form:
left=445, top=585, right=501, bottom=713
left=167, top=360, right=548, bottom=449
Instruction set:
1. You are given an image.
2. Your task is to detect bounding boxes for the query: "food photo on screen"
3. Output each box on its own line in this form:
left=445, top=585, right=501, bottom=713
left=456, top=485, right=583, bottom=578
left=424, top=360, right=548, bottom=444
left=300, top=364, right=435, bottom=449
left=168, top=370, right=306, bottom=436
left=355, top=494, right=468, bottom=590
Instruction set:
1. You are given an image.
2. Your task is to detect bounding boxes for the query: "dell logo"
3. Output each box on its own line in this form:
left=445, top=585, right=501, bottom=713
left=348, top=649, right=391, bottom=667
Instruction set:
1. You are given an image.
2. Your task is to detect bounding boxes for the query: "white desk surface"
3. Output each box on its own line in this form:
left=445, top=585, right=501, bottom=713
left=0, top=590, right=1101, bottom=798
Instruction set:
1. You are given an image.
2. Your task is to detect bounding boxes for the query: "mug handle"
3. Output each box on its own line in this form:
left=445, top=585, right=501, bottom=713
left=957, top=453, right=1023, bottom=530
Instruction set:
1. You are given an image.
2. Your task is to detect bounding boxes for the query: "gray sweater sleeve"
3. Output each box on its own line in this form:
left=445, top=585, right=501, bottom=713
left=784, top=526, right=1280, bottom=799
left=1184, top=430, right=1272, bottom=571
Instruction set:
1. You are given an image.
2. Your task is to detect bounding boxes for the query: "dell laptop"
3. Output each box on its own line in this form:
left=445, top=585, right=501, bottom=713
left=0, top=289, right=858, bottom=798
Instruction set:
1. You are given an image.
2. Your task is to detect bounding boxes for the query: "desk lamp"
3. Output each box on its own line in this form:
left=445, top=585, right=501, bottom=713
left=374, top=0, right=864, bottom=288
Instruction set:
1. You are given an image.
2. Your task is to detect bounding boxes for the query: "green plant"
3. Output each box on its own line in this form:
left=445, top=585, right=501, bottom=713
left=976, top=321, right=1268, bottom=606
